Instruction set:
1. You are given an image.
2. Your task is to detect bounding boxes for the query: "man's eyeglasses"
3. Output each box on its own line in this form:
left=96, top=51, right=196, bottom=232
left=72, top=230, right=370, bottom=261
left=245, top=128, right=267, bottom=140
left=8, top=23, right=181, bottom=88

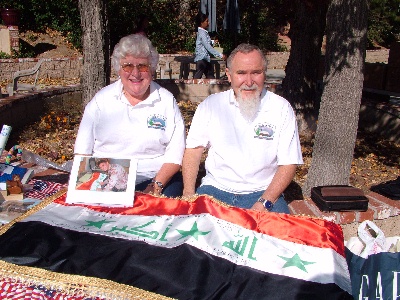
left=121, top=63, right=151, bottom=73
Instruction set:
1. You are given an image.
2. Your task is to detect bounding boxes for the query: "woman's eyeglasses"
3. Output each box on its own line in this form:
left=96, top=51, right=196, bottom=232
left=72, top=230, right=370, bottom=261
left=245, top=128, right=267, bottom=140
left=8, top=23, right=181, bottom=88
left=121, top=63, right=151, bottom=73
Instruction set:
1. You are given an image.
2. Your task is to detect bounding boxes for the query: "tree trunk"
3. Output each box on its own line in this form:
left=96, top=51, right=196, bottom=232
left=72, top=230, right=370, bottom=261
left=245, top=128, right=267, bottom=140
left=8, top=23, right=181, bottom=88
left=282, top=0, right=328, bottom=136
left=302, top=0, right=368, bottom=197
left=78, top=0, right=110, bottom=107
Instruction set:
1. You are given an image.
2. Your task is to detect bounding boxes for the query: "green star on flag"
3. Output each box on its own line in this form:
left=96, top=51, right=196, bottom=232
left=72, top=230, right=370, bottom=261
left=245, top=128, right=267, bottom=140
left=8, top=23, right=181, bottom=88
left=84, top=219, right=114, bottom=229
left=177, top=221, right=210, bottom=241
left=278, top=253, right=315, bottom=273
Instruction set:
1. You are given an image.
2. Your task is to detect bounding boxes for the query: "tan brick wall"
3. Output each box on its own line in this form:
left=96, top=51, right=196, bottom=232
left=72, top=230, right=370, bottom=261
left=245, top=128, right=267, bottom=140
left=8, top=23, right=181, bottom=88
left=0, top=48, right=396, bottom=91
left=0, top=57, right=83, bottom=82
left=156, top=79, right=231, bottom=102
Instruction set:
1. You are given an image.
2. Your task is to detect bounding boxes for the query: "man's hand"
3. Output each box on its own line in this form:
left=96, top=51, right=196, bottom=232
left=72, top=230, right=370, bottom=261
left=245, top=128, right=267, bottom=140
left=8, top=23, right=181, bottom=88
left=182, top=147, right=204, bottom=198
left=182, top=188, right=196, bottom=197
left=251, top=201, right=266, bottom=211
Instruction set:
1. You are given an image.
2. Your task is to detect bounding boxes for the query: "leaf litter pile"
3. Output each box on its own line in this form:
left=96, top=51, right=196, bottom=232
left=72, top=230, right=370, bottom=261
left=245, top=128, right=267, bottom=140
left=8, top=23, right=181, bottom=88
left=10, top=98, right=400, bottom=200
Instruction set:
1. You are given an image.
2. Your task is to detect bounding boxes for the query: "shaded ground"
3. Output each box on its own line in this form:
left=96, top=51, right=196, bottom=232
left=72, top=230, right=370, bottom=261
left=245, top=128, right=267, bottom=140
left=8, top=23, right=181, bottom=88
left=289, top=130, right=399, bottom=201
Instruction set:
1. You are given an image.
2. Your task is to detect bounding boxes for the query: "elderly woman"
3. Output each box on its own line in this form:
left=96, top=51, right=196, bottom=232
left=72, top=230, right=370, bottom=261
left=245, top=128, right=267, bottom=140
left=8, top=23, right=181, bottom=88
left=74, top=34, right=185, bottom=197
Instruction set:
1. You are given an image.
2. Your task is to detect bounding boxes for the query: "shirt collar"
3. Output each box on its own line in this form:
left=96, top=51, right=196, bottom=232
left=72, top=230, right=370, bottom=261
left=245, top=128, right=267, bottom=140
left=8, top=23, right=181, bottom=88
left=198, top=27, right=208, bottom=33
left=116, top=80, right=160, bottom=106
left=259, top=89, right=269, bottom=110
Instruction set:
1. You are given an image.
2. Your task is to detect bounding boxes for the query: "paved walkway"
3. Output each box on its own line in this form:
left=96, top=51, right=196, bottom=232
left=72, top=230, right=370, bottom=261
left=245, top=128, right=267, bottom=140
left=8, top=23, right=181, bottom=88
left=266, top=69, right=285, bottom=83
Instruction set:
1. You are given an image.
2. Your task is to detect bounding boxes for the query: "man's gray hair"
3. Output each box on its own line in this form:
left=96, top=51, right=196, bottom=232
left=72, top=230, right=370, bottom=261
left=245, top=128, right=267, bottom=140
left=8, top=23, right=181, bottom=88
left=226, top=43, right=267, bottom=71
left=111, top=34, right=159, bottom=73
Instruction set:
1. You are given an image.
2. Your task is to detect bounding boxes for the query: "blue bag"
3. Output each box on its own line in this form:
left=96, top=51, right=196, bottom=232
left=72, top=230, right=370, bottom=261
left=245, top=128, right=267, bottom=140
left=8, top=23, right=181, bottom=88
left=345, top=248, right=400, bottom=299
left=345, top=221, right=400, bottom=299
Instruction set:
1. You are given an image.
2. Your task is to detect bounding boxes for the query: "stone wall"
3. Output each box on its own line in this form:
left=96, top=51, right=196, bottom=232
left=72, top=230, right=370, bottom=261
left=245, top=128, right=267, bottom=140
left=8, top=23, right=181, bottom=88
left=0, top=52, right=294, bottom=81
left=0, top=57, right=83, bottom=84
left=156, top=79, right=231, bottom=102
left=1, top=48, right=398, bottom=92
left=0, top=52, right=290, bottom=84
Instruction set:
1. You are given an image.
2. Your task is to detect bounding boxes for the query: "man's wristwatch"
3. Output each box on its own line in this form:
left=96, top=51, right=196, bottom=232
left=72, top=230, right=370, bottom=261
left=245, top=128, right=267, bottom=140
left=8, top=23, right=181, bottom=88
left=151, top=178, right=164, bottom=191
left=257, top=197, right=274, bottom=211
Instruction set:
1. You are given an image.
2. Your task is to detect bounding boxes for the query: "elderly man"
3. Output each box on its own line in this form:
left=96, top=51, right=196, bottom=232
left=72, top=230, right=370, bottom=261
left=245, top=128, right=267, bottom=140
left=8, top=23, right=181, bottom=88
left=182, top=43, right=303, bottom=213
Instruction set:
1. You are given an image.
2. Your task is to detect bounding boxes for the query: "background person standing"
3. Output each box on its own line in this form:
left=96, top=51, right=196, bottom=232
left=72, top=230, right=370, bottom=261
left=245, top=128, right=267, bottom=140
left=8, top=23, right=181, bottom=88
left=194, top=13, right=225, bottom=79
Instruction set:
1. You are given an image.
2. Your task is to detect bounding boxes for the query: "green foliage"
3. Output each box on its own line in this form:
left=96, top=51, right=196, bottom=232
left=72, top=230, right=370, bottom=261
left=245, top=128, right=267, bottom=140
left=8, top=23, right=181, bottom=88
left=14, top=41, right=36, bottom=58
left=213, top=0, right=293, bottom=53
left=183, top=34, right=196, bottom=53
left=0, top=1, right=24, bottom=10
left=0, top=47, right=34, bottom=58
left=2, top=0, right=82, bottom=50
left=0, top=51, right=11, bottom=59
left=367, top=0, right=400, bottom=48
left=107, top=0, right=199, bottom=53
left=2, top=0, right=399, bottom=58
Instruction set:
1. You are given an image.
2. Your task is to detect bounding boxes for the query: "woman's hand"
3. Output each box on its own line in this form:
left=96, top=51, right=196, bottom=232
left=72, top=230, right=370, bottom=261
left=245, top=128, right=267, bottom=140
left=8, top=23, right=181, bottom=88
left=143, top=183, right=162, bottom=196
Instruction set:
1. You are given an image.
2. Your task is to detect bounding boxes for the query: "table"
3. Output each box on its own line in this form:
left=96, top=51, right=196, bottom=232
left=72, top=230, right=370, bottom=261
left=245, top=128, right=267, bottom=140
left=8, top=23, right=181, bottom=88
left=174, top=56, right=225, bottom=79
left=174, top=56, right=195, bottom=79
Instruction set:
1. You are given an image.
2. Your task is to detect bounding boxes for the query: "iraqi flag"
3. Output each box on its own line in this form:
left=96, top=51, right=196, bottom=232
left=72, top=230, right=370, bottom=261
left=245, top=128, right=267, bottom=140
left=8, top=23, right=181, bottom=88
left=0, top=191, right=352, bottom=299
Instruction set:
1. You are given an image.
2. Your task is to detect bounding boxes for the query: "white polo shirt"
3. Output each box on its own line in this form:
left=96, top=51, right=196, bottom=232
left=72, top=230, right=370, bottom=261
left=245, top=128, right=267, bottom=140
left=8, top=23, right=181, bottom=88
left=186, top=88, right=303, bottom=194
left=74, top=80, right=186, bottom=183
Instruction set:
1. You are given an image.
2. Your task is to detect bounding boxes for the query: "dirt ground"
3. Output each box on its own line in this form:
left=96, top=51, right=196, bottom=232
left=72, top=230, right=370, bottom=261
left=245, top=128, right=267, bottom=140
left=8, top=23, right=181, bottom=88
left=9, top=30, right=400, bottom=201
left=18, top=29, right=81, bottom=58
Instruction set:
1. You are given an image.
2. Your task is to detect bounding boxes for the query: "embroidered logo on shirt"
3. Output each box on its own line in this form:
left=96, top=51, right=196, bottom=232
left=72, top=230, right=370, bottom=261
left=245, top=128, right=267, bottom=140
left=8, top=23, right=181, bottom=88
left=254, top=123, right=275, bottom=140
left=147, top=115, right=166, bottom=130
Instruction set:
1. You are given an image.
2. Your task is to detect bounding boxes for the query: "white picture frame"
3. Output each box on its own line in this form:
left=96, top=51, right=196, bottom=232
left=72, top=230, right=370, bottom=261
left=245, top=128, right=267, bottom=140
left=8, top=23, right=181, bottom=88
left=66, top=155, right=138, bottom=207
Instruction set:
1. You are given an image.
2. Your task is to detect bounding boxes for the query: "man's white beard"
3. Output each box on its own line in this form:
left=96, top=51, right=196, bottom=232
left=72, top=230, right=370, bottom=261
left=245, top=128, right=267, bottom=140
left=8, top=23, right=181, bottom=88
left=236, top=86, right=261, bottom=122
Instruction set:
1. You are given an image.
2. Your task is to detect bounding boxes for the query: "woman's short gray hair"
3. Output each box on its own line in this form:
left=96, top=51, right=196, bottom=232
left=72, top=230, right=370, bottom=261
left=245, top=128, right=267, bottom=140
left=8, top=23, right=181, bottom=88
left=111, top=34, right=159, bottom=73
left=226, top=43, right=267, bottom=71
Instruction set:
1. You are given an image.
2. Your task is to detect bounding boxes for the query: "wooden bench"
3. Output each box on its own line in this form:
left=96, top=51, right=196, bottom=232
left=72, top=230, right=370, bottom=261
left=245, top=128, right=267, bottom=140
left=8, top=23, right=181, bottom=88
left=159, top=61, right=172, bottom=79
left=173, top=56, right=225, bottom=80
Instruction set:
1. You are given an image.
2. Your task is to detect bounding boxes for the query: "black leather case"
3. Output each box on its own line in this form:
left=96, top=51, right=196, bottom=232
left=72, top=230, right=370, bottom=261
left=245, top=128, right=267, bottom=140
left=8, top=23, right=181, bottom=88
left=311, top=185, right=369, bottom=212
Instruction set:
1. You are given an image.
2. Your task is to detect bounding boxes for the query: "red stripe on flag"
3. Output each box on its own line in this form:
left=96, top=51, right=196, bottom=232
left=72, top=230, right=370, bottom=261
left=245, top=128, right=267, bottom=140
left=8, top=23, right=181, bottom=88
left=55, top=192, right=345, bottom=256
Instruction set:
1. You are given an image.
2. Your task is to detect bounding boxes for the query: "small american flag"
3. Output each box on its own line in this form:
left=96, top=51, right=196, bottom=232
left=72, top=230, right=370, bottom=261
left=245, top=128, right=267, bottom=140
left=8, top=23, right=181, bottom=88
left=25, top=179, right=67, bottom=200
left=0, top=279, right=106, bottom=299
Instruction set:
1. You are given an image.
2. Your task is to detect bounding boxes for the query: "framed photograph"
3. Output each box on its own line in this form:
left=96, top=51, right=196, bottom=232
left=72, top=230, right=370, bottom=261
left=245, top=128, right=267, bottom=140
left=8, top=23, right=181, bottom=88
left=66, top=155, right=138, bottom=207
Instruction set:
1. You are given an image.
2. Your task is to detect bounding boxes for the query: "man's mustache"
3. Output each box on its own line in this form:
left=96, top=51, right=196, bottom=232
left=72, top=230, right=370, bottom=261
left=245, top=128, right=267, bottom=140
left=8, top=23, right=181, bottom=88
left=239, top=84, right=258, bottom=91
